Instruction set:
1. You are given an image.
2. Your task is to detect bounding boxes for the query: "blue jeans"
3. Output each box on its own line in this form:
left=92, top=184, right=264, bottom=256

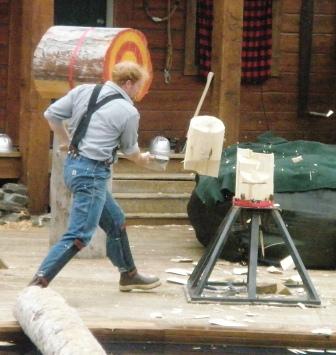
left=35, top=154, right=135, bottom=283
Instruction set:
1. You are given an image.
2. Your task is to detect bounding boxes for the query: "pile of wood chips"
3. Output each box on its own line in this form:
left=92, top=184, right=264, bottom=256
left=0, top=220, right=34, bottom=231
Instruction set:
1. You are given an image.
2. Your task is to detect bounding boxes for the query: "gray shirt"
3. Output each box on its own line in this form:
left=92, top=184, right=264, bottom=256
left=44, top=81, right=140, bottom=161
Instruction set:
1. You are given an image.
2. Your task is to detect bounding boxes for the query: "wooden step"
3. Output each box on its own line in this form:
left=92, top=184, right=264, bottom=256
left=125, top=212, right=190, bottom=225
left=47, top=149, right=192, bottom=224
left=114, top=192, right=190, bottom=214
left=113, top=173, right=195, bottom=180
left=112, top=153, right=192, bottom=224
left=112, top=179, right=195, bottom=194
left=113, top=153, right=189, bottom=174
left=0, top=151, right=21, bottom=179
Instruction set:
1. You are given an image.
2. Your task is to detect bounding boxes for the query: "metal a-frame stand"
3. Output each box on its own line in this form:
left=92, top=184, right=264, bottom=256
left=186, top=205, right=321, bottom=305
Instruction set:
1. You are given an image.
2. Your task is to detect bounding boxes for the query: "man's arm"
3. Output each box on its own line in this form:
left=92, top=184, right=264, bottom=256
left=124, top=150, right=154, bottom=166
left=44, top=86, right=80, bottom=151
left=47, top=119, right=70, bottom=151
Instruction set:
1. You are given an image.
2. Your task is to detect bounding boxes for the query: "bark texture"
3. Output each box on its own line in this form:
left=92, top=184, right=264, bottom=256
left=33, top=26, right=152, bottom=100
left=13, top=286, right=106, bottom=355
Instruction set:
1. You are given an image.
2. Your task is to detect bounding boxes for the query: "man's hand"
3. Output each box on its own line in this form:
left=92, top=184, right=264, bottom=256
left=56, top=143, right=70, bottom=157
left=47, top=119, right=70, bottom=151
left=138, top=151, right=155, bottom=165
left=58, top=144, right=69, bottom=152
left=124, top=151, right=154, bottom=167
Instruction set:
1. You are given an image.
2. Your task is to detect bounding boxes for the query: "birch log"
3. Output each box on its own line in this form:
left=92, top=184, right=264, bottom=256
left=50, top=137, right=107, bottom=258
left=13, top=286, right=106, bottom=355
left=33, top=26, right=153, bottom=101
left=184, top=115, right=225, bottom=177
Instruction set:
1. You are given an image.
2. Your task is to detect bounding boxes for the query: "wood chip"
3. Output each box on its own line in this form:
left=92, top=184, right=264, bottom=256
left=165, top=268, right=192, bottom=276
left=283, top=274, right=302, bottom=286
left=267, top=266, right=282, bottom=274
left=191, top=314, right=210, bottom=319
left=306, top=349, right=326, bottom=353
left=292, top=155, right=303, bottom=163
left=166, top=277, right=187, bottom=285
left=209, top=318, right=247, bottom=327
left=311, top=328, right=333, bottom=336
left=150, top=312, right=164, bottom=319
left=288, top=349, right=307, bottom=354
left=0, top=258, right=8, bottom=269
left=280, top=255, right=295, bottom=270
left=232, top=267, right=248, bottom=275
left=170, top=257, right=193, bottom=263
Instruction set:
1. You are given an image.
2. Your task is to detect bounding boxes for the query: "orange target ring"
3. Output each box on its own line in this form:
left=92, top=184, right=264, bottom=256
left=103, top=29, right=153, bottom=101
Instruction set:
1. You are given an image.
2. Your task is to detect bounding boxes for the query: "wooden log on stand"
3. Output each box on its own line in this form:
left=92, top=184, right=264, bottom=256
left=13, top=286, right=106, bottom=354
left=184, top=115, right=225, bottom=177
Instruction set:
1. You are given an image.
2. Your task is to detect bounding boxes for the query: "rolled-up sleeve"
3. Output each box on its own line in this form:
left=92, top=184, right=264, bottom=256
left=119, top=113, right=140, bottom=155
left=44, top=88, right=76, bottom=123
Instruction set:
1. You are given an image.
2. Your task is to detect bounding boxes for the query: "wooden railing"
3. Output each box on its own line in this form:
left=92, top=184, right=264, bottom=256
left=0, top=151, right=21, bottom=179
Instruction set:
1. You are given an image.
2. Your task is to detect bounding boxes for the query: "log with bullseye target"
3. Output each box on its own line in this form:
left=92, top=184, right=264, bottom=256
left=33, top=26, right=153, bottom=101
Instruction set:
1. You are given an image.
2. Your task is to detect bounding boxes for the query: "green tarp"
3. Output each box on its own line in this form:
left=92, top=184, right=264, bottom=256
left=195, top=132, right=336, bottom=207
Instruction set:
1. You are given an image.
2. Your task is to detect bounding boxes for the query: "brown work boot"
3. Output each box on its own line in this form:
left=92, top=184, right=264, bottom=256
left=28, top=275, right=49, bottom=288
left=119, top=269, right=161, bottom=292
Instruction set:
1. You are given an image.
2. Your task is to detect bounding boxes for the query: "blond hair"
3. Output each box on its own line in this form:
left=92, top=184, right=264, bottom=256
left=111, top=61, right=148, bottom=86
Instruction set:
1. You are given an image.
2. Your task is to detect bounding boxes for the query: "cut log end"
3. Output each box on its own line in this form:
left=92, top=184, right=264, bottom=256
left=33, top=26, right=153, bottom=101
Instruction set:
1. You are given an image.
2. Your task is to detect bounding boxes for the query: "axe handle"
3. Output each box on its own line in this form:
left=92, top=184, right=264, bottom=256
left=194, top=71, right=214, bottom=117
left=180, top=71, right=215, bottom=154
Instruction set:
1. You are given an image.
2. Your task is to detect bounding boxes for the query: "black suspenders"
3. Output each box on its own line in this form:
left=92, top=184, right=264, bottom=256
left=68, top=84, right=123, bottom=160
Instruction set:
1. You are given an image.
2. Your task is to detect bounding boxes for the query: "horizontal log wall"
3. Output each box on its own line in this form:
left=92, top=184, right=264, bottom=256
left=0, top=1, right=22, bottom=145
left=0, top=0, right=9, bottom=134
left=240, top=0, right=336, bottom=143
left=114, top=0, right=211, bottom=146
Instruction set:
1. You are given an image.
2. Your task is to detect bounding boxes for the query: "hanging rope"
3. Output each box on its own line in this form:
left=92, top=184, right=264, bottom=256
left=164, top=0, right=173, bottom=83
left=143, top=0, right=180, bottom=83
left=143, top=0, right=180, bottom=23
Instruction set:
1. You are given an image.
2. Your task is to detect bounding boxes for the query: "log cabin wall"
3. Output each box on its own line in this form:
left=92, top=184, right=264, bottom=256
left=0, top=1, right=52, bottom=150
left=113, top=0, right=210, bottom=147
left=0, top=0, right=9, bottom=134
left=0, top=0, right=52, bottom=213
left=240, top=0, right=336, bottom=143
left=0, top=0, right=21, bottom=143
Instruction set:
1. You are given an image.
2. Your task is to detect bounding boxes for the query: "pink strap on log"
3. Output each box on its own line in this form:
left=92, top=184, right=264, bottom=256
left=68, top=27, right=93, bottom=89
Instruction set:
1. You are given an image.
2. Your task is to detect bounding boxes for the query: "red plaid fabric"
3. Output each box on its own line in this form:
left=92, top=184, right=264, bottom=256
left=196, top=0, right=213, bottom=79
left=195, top=0, right=272, bottom=82
left=241, top=0, right=273, bottom=84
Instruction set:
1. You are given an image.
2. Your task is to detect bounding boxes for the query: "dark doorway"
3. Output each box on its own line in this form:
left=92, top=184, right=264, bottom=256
left=54, top=0, right=107, bottom=27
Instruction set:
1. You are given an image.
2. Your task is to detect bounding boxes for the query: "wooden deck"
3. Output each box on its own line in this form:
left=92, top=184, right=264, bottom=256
left=0, top=223, right=335, bottom=350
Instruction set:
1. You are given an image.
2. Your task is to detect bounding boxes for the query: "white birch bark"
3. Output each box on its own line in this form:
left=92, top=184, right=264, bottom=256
left=32, top=26, right=152, bottom=100
left=33, top=26, right=122, bottom=99
left=13, top=286, right=106, bottom=355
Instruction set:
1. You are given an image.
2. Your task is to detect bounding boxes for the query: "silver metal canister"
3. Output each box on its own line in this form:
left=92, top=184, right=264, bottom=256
left=148, top=136, right=170, bottom=171
left=0, top=133, right=13, bottom=153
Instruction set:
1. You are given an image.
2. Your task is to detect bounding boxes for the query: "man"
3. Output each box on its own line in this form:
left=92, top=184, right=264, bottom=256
left=29, top=61, right=161, bottom=291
